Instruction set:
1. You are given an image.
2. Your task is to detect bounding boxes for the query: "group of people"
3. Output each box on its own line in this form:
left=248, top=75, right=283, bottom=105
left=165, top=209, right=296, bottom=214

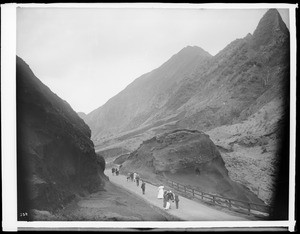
left=111, top=167, right=119, bottom=176
left=119, top=170, right=180, bottom=210
left=157, top=185, right=179, bottom=210
left=127, top=172, right=146, bottom=194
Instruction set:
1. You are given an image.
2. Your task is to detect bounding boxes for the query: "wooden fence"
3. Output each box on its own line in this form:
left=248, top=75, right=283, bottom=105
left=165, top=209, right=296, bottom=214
left=165, top=179, right=272, bottom=217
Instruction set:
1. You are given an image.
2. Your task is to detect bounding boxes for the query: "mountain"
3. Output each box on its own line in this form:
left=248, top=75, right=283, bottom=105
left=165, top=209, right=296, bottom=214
left=84, top=9, right=289, bottom=206
left=84, top=46, right=212, bottom=139
left=17, top=57, right=106, bottom=220
left=85, top=9, right=289, bottom=143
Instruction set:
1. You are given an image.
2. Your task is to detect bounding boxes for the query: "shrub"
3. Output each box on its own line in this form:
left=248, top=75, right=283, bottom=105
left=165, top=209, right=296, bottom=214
left=230, top=107, right=240, bottom=118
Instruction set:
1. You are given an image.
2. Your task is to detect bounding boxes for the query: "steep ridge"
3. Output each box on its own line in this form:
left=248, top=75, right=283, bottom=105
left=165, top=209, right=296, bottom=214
left=250, top=9, right=289, bottom=50
left=175, top=8, right=289, bottom=130
left=84, top=9, right=289, bottom=206
left=17, top=57, right=106, bottom=220
left=84, top=46, right=212, bottom=139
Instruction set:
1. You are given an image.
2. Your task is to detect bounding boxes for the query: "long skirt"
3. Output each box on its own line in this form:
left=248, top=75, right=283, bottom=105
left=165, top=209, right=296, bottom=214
left=163, top=198, right=166, bottom=208
left=157, top=188, right=164, bottom=199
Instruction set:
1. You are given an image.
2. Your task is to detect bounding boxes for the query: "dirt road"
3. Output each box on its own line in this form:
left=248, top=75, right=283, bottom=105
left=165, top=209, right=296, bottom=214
left=106, top=170, right=250, bottom=221
left=39, top=181, right=177, bottom=221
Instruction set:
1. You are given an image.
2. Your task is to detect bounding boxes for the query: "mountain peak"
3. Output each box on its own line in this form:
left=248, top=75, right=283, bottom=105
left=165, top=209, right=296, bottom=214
left=179, top=45, right=212, bottom=57
left=251, top=8, right=289, bottom=49
left=173, top=45, right=212, bottom=59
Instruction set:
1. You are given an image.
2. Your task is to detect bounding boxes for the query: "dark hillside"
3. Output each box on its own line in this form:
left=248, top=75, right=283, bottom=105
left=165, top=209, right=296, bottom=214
left=17, top=57, right=106, bottom=220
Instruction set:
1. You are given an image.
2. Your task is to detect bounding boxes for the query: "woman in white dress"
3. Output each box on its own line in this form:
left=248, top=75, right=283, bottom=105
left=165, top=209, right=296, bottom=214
left=157, top=185, right=164, bottom=199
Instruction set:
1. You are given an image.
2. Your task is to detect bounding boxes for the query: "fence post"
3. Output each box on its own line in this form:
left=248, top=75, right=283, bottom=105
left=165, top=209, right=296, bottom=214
left=212, top=196, right=215, bottom=204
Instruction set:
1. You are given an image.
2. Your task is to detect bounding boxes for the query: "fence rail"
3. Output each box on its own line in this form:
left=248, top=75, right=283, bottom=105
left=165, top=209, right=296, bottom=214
left=165, top=178, right=272, bottom=217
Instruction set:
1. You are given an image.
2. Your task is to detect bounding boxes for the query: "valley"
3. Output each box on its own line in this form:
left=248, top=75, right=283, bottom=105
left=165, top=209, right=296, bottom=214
left=16, top=8, right=290, bottom=222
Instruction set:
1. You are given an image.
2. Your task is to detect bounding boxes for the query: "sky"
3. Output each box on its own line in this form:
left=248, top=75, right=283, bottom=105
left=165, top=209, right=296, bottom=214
left=16, top=5, right=290, bottom=114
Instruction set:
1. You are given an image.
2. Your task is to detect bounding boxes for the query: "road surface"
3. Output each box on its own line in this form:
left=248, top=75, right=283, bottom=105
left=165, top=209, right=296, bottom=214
left=105, top=170, right=249, bottom=221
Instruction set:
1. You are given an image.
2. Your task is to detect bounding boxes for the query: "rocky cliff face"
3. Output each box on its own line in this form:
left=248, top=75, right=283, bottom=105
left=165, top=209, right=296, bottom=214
left=121, top=129, right=263, bottom=204
left=123, top=130, right=228, bottom=175
left=17, top=57, right=106, bottom=220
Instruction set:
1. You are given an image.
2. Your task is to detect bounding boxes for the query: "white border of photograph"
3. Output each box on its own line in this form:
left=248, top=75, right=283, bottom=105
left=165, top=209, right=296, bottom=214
left=1, top=2, right=297, bottom=231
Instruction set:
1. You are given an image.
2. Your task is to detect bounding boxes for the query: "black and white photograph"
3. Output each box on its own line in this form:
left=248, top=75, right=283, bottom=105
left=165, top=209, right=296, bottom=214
left=1, top=3, right=297, bottom=231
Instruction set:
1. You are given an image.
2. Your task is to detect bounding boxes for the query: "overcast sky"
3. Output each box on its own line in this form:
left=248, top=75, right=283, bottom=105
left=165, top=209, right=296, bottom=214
left=16, top=6, right=289, bottom=114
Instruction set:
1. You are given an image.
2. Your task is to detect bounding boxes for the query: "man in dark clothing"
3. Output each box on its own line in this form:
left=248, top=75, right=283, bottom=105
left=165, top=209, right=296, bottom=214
left=130, top=173, right=134, bottom=181
left=112, top=168, right=115, bottom=175
left=136, top=174, right=140, bottom=186
left=174, top=194, right=179, bottom=209
left=141, top=181, right=146, bottom=195
left=127, top=173, right=131, bottom=181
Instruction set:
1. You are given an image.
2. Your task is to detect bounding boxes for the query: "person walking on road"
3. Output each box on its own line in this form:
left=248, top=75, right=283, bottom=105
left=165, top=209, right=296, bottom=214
left=130, top=172, right=134, bottom=182
left=136, top=174, right=140, bottom=186
left=141, top=181, right=146, bottom=195
left=195, top=167, right=200, bottom=176
left=133, top=172, right=137, bottom=182
left=164, top=191, right=174, bottom=210
left=112, top=168, right=115, bottom=176
left=174, top=193, right=179, bottom=209
left=127, top=173, right=131, bottom=181
left=157, top=185, right=164, bottom=199
left=163, top=190, right=168, bottom=208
